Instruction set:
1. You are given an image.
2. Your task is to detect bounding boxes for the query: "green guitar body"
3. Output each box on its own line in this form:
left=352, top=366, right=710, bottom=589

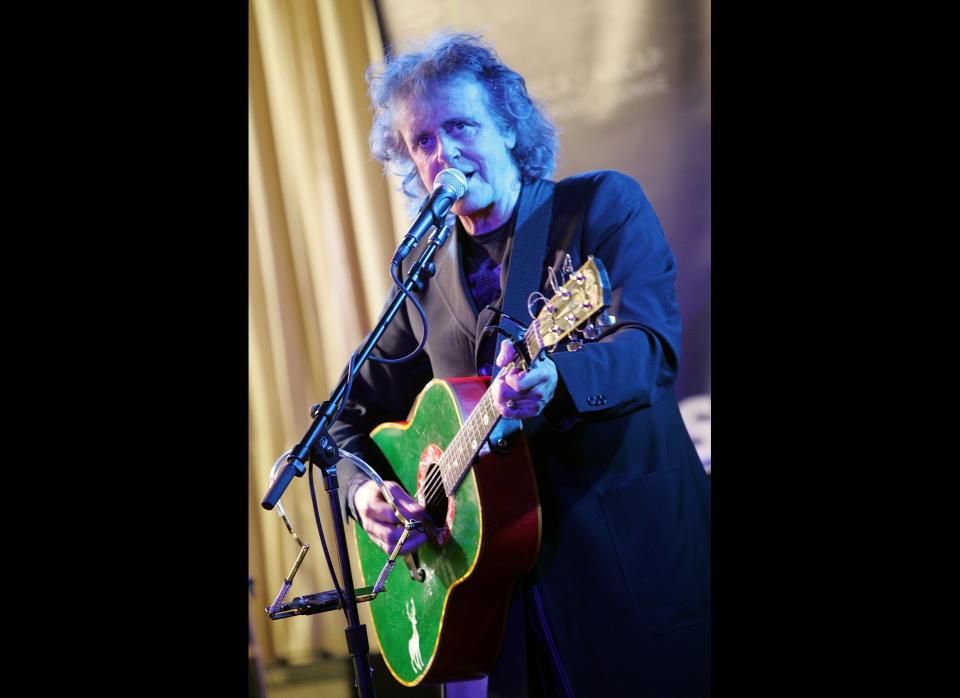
left=352, top=376, right=541, bottom=685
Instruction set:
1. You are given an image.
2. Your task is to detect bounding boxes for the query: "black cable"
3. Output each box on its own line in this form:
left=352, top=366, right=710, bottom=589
left=332, top=351, right=357, bottom=425
left=308, top=457, right=348, bottom=619
left=369, top=260, right=429, bottom=364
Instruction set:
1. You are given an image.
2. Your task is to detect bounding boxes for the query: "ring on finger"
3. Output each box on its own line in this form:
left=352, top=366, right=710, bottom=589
left=506, top=399, right=516, bottom=409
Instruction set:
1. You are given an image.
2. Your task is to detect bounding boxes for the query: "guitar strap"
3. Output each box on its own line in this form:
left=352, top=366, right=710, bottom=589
left=498, top=178, right=556, bottom=347
left=466, top=178, right=555, bottom=448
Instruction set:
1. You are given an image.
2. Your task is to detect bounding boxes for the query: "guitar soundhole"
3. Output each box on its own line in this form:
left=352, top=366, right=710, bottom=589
left=425, top=489, right=448, bottom=535
left=416, top=444, right=455, bottom=545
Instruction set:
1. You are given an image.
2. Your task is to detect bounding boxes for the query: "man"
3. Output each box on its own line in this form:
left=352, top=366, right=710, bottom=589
left=331, top=33, right=710, bottom=697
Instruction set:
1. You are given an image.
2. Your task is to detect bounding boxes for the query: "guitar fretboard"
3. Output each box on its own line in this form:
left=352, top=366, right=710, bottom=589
left=436, top=326, right=542, bottom=496
left=437, top=388, right=499, bottom=495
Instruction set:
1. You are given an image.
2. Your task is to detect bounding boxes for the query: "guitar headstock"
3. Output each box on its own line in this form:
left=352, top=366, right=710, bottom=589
left=524, top=255, right=613, bottom=358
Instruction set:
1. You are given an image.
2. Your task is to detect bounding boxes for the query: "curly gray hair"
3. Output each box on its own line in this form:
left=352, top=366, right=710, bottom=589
left=367, top=32, right=558, bottom=201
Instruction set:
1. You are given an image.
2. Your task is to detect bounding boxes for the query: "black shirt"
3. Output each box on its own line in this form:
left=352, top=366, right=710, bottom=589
left=457, top=208, right=517, bottom=375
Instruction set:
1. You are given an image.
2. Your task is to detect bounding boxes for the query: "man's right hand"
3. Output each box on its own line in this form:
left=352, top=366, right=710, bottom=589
left=354, top=479, right=429, bottom=555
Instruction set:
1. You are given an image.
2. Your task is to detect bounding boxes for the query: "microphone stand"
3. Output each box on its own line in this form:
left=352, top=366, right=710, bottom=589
left=261, top=223, right=453, bottom=698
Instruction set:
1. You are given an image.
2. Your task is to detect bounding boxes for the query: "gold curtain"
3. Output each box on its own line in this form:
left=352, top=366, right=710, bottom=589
left=248, top=0, right=412, bottom=665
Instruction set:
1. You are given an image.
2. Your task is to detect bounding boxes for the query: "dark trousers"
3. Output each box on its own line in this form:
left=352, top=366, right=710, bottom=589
left=443, top=574, right=567, bottom=698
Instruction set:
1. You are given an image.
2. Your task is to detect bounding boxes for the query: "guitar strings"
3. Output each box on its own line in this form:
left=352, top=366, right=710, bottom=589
left=418, top=383, right=505, bottom=508
left=422, top=465, right=448, bottom=507
left=413, top=332, right=536, bottom=513
left=420, top=414, right=480, bottom=505
left=420, top=468, right=444, bottom=506
left=419, top=455, right=450, bottom=509
left=418, top=415, right=496, bottom=509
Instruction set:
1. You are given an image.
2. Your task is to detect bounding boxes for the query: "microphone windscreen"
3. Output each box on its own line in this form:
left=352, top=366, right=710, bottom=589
left=433, top=168, right=468, bottom=198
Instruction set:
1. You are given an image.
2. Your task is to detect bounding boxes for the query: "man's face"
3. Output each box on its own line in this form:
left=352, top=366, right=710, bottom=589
left=395, top=77, right=521, bottom=233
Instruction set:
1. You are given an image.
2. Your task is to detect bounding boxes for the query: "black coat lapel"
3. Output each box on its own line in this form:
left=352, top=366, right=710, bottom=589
left=429, top=219, right=479, bottom=339
left=473, top=179, right=556, bottom=368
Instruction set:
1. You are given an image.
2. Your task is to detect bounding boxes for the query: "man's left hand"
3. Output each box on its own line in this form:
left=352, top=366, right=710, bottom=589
left=492, top=341, right=559, bottom=419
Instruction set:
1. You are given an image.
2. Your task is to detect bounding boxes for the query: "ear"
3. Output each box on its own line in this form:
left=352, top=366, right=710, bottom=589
left=502, top=124, right=517, bottom=150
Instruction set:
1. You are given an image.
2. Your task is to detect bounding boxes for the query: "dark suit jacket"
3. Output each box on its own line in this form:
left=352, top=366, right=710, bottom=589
left=332, top=170, right=711, bottom=696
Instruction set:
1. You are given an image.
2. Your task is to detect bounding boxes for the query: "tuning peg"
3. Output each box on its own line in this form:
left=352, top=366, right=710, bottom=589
left=566, top=338, right=583, bottom=352
left=582, top=321, right=601, bottom=340
left=562, top=254, right=575, bottom=276
left=596, top=310, right=616, bottom=327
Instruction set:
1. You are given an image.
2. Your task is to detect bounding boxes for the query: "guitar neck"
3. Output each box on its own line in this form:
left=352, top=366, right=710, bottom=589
left=437, top=329, right=540, bottom=496
left=436, top=386, right=500, bottom=496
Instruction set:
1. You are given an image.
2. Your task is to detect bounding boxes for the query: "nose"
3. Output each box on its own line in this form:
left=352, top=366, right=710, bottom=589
left=436, top=132, right=459, bottom=167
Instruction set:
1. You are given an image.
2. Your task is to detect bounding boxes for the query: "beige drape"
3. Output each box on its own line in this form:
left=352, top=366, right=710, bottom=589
left=248, top=0, right=413, bottom=664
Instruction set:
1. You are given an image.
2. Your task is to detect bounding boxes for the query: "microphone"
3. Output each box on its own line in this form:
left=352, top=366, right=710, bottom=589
left=392, top=168, right=468, bottom=264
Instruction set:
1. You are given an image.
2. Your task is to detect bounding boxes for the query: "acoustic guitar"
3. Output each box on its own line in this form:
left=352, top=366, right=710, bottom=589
left=353, top=256, right=611, bottom=685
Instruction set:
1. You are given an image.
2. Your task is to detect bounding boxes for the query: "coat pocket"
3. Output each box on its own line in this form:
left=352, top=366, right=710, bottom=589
left=598, top=462, right=710, bottom=634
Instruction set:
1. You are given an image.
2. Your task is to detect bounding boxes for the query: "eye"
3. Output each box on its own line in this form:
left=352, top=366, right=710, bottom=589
left=453, top=121, right=467, bottom=131
left=413, top=134, right=434, bottom=152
